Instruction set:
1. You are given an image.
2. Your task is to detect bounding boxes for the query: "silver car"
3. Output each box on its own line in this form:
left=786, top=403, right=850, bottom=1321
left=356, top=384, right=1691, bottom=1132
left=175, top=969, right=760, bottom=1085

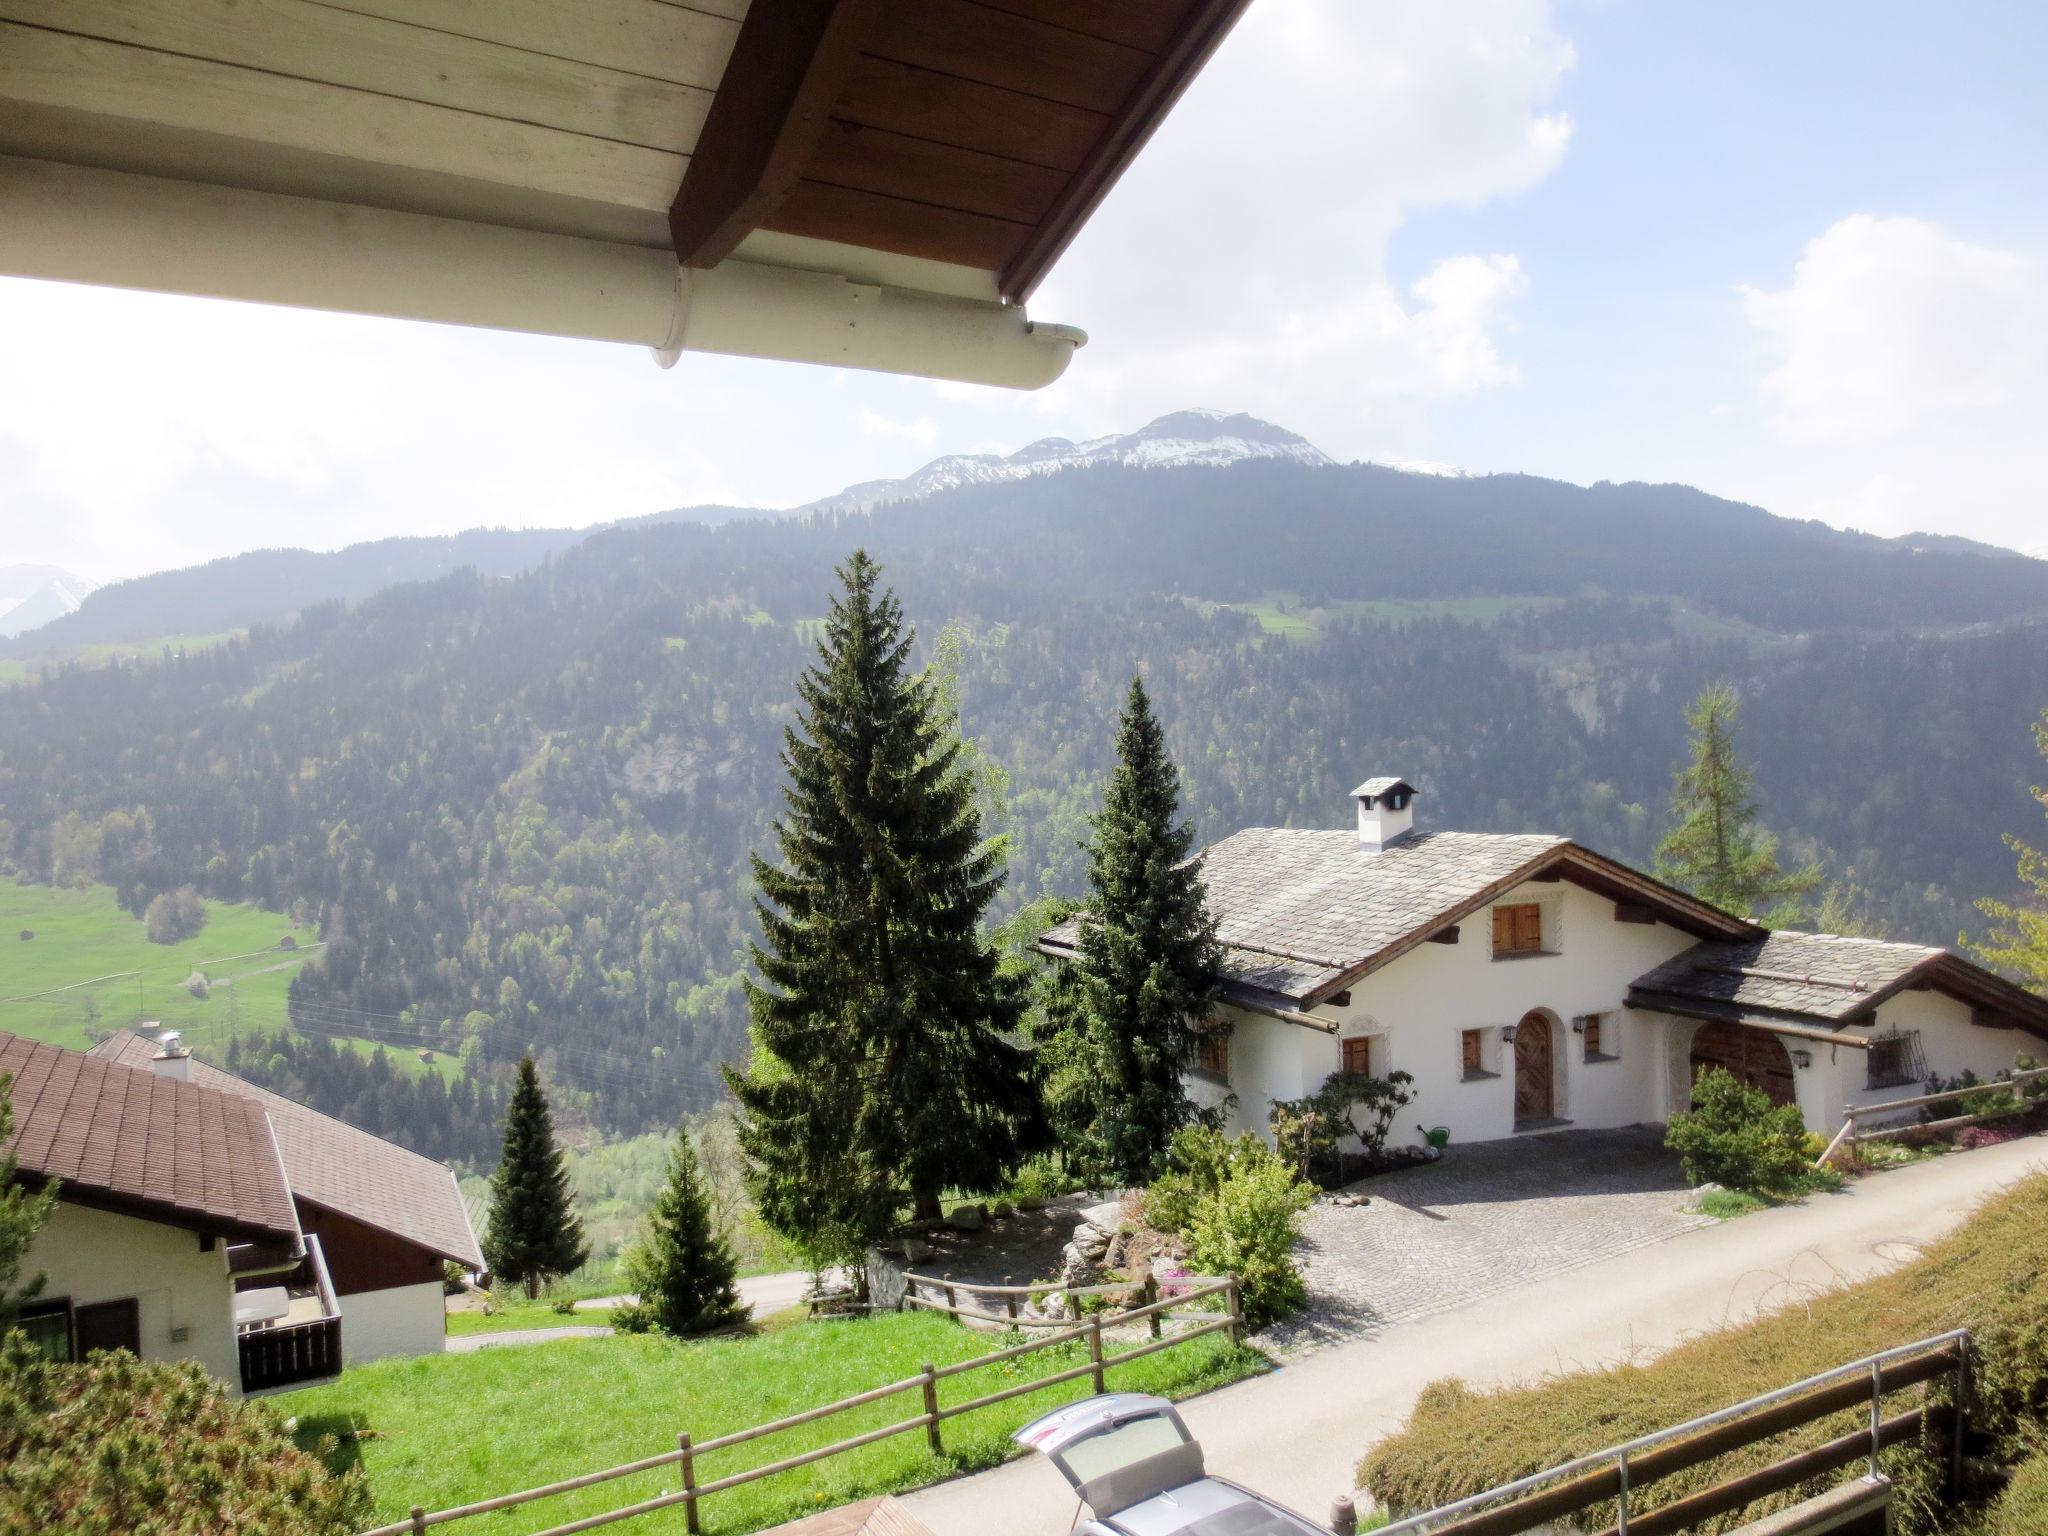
left=1013, top=1393, right=1333, bottom=1536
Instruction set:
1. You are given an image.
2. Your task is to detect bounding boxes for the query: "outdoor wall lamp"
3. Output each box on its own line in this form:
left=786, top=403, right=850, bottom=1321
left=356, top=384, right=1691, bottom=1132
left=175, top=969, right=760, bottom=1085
left=1789, top=1048, right=1813, bottom=1069
left=1500, top=1025, right=1518, bottom=1044
left=1569, top=1016, right=1587, bottom=1035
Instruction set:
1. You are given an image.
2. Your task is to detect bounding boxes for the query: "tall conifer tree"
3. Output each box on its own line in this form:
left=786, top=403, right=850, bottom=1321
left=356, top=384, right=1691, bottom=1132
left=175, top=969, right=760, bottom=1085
left=482, top=1055, right=587, bottom=1298
left=727, top=551, right=1042, bottom=1254
left=622, top=1120, right=744, bottom=1336
left=1041, top=675, right=1220, bottom=1183
left=1655, top=682, right=1818, bottom=925
left=1966, top=708, right=2048, bottom=993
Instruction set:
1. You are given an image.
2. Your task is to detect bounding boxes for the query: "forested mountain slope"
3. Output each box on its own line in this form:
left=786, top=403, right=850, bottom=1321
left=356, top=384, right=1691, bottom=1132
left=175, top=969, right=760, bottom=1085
left=2, top=452, right=2043, bottom=1144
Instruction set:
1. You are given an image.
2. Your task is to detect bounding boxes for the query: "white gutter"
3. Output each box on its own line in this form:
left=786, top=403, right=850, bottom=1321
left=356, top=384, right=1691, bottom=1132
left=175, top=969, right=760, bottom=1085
left=0, top=155, right=1085, bottom=389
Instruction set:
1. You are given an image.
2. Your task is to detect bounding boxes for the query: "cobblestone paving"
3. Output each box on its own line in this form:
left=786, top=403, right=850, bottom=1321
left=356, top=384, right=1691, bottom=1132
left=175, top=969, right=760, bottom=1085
left=1258, top=1126, right=1712, bottom=1355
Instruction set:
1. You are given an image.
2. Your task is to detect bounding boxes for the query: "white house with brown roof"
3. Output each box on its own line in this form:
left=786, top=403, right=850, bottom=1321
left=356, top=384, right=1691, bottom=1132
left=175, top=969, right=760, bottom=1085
left=1039, top=779, right=2048, bottom=1151
left=3, top=1028, right=481, bottom=1394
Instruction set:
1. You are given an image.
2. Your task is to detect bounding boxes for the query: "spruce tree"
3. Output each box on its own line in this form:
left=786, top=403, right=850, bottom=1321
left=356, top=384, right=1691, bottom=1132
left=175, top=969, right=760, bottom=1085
left=1041, top=675, right=1221, bottom=1183
left=727, top=550, right=1043, bottom=1255
left=1655, top=682, right=1818, bottom=926
left=622, top=1119, right=745, bottom=1336
left=482, top=1055, right=587, bottom=1298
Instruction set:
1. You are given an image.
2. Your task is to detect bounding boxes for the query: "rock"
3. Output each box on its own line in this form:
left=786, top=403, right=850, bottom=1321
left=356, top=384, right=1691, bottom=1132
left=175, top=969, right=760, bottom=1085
left=946, top=1203, right=985, bottom=1232
left=1015, top=1195, right=1048, bottom=1212
left=1078, top=1200, right=1125, bottom=1235
left=899, top=1237, right=931, bottom=1262
left=1103, top=1232, right=1128, bottom=1268
left=991, top=1199, right=1016, bottom=1219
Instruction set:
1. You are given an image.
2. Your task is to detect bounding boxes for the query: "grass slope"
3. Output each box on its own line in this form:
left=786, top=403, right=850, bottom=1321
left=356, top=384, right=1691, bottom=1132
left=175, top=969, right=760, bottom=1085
left=285, top=1311, right=1261, bottom=1535
left=0, top=630, right=243, bottom=688
left=0, top=878, right=314, bottom=1051
left=1359, top=1172, right=2048, bottom=1534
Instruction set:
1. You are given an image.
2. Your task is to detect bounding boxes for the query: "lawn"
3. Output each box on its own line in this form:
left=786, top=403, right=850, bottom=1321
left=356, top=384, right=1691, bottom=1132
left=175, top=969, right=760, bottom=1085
left=333, top=1033, right=463, bottom=1082
left=444, top=1301, right=601, bottom=1336
left=0, top=877, right=317, bottom=1051
left=283, top=1311, right=1263, bottom=1535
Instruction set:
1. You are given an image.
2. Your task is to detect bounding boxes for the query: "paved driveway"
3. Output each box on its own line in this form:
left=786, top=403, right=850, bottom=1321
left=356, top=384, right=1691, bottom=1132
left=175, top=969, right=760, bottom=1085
left=1263, top=1126, right=1710, bottom=1353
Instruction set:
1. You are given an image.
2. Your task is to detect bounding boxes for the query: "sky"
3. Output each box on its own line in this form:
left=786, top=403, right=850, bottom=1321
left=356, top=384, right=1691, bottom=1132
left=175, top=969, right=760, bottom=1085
left=2, top=0, right=2044, bottom=583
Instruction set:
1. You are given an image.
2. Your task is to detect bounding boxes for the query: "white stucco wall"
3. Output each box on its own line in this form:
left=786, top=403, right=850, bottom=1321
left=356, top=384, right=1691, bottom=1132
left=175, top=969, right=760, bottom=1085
left=22, top=1201, right=238, bottom=1386
left=1206, top=879, right=1702, bottom=1148
left=338, top=1280, right=445, bottom=1364
left=1817, top=990, right=2039, bottom=1132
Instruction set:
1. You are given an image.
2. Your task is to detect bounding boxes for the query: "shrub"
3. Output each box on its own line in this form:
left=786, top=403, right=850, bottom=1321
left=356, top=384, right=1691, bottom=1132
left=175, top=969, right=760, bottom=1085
left=1271, top=1071, right=1416, bottom=1181
left=15, top=930, right=29, bottom=941
left=1970, top=1443, right=2048, bottom=1535
left=1359, top=1173, right=2048, bottom=1535
left=1925, top=1070, right=2025, bottom=1126
left=1007, top=1155, right=1084, bottom=1205
left=0, top=1337, right=369, bottom=1534
left=1960, top=1124, right=2029, bottom=1151
left=1145, top=1126, right=1312, bottom=1331
left=183, top=971, right=209, bottom=999
left=442, top=1260, right=467, bottom=1296
left=142, top=885, right=207, bottom=946
left=608, top=1299, right=655, bottom=1334
left=550, top=1296, right=578, bottom=1315
left=1665, top=1068, right=1812, bottom=1195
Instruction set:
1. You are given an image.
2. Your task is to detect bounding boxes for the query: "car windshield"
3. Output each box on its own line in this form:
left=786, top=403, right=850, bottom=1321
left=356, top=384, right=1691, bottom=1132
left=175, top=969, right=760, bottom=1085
left=1055, top=1415, right=1189, bottom=1486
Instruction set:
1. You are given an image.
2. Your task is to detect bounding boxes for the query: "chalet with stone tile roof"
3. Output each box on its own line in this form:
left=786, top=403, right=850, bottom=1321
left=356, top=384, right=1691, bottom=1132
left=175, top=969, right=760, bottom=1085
left=1039, top=779, right=2048, bottom=1147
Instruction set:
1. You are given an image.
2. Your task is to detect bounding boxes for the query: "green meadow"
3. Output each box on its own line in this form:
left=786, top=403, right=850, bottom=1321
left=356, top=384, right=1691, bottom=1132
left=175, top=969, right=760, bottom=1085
left=0, top=877, right=315, bottom=1051
left=0, top=630, right=243, bottom=689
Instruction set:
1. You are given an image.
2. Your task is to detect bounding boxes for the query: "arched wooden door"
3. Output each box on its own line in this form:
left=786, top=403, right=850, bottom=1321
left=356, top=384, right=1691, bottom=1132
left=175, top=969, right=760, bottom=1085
left=1514, top=1011, right=1554, bottom=1122
left=1689, top=1021, right=1797, bottom=1108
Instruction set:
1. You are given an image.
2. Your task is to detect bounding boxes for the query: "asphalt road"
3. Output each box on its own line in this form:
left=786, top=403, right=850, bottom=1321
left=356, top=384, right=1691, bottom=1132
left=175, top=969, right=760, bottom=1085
left=901, top=1135, right=2048, bottom=1536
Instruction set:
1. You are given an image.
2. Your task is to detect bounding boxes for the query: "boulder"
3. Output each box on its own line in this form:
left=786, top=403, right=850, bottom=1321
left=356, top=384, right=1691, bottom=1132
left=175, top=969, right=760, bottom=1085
left=945, top=1203, right=986, bottom=1232
left=1078, top=1200, right=1125, bottom=1235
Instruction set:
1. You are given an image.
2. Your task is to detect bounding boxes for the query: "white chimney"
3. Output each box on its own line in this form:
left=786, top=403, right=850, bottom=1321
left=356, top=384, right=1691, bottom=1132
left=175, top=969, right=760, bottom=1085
left=152, top=1031, right=191, bottom=1082
left=1352, top=777, right=1417, bottom=852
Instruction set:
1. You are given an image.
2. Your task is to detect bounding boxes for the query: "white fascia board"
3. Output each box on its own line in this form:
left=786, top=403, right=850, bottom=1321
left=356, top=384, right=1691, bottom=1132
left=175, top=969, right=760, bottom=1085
left=0, top=155, right=1084, bottom=389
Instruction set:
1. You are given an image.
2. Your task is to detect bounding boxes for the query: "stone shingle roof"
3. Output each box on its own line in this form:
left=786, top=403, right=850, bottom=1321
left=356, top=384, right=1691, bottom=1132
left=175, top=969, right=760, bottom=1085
left=1, top=1031, right=300, bottom=1242
left=1351, top=776, right=1414, bottom=800
left=1628, top=931, right=1948, bottom=1025
left=92, top=1030, right=482, bottom=1268
left=1197, top=829, right=1568, bottom=997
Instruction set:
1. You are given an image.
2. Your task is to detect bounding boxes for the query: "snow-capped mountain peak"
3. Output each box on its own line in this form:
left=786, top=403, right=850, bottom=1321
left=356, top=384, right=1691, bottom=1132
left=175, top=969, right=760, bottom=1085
left=0, top=565, right=99, bottom=639
left=801, top=409, right=1331, bottom=516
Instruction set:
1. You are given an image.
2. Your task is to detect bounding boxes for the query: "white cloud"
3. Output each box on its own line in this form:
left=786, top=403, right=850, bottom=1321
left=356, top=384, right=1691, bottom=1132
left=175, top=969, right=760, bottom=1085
left=855, top=408, right=940, bottom=447
left=1018, top=0, right=1573, bottom=452
left=1741, top=215, right=2039, bottom=440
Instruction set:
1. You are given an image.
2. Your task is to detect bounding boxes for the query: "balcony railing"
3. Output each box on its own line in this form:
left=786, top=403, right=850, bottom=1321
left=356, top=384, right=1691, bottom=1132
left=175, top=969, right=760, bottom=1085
left=237, top=1232, right=343, bottom=1394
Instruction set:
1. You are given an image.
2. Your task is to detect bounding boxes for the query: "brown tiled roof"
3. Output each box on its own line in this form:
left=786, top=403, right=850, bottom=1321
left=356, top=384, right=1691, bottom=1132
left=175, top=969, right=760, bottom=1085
left=1041, top=828, right=1753, bottom=1006
left=1629, top=931, right=2048, bottom=1040
left=91, top=1031, right=483, bottom=1268
left=0, top=1032, right=299, bottom=1242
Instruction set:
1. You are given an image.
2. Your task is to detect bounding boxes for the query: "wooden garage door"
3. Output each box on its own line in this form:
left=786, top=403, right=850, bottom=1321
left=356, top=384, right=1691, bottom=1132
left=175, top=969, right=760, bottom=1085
left=1689, top=1021, right=1797, bottom=1108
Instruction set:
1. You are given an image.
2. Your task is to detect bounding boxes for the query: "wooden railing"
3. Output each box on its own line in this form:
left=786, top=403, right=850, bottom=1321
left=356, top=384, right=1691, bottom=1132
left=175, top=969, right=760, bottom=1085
left=1815, top=1065, right=2048, bottom=1167
left=898, top=1267, right=1239, bottom=1340
left=361, top=1274, right=1241, bottom=1536
left=240, top=1233, right=343, bottom=1394
left=1373, top=1331, right=1969, bottom=1536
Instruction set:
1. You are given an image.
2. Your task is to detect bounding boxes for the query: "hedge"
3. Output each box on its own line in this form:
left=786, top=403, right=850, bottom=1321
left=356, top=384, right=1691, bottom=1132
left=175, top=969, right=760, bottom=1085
left=1358, top=1174, right=2048, bottom=1535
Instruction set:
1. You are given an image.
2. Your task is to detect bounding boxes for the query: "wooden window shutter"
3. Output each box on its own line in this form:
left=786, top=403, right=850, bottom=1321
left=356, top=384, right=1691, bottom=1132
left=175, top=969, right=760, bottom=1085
left=1342, top=1036, right=1372, bottom=1076
left=1515, top=904, right=1543, bottom=952
left=1492, top=905, right=1513, bottom=950
left=1461, top=1029, right=1481, bottom=1075
left=1583, top=1015, right=1602, bottom=1056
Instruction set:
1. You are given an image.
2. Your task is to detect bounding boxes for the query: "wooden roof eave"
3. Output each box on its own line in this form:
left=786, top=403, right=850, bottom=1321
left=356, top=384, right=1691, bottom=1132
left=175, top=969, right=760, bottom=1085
left=1623, top=992, right=1874, bottom=1050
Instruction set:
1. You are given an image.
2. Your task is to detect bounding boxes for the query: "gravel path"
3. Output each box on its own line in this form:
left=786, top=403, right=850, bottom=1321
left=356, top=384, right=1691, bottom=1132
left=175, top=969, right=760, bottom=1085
left=1261, top=1125, right=1711, bottom=1354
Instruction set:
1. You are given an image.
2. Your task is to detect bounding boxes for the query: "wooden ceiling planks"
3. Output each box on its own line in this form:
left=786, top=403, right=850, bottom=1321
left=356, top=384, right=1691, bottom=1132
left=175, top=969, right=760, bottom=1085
left=667, top=0, right=1253, bottom=297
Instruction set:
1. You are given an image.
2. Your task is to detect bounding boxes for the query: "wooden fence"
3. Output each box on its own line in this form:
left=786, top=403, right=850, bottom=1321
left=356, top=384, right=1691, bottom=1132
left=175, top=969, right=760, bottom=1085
left=1373, top=1330, right=1970, bottom=1536
left=361, top=1274, right=1240, bottom=1536
left=1815, top=1064, right=2048, bottom=1168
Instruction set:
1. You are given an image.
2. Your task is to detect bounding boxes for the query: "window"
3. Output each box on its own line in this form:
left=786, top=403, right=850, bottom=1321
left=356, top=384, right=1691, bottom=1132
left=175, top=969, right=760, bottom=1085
left=1196, top=1033, right=1229, bottom=1077
left=1492, top=902, right=1544, bottom=957
left=1581, top=1012, right=1617, bottom=1062
left=1460, top=1028, right=1489, bottom=1080
left=16, top=1299, right=70, bottom=1363
left=1341, top=1035, right=1373, bottom=1076
left=1866, top=1029, right=1926, bottom=1091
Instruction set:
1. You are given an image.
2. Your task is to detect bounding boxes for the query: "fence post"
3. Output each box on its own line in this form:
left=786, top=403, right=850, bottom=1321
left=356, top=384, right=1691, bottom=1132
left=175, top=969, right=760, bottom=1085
left=1950, top=1337, right=1971, bottom=1500
left=922, top=1362, right=944, bottom=1456
left=1088, top=1314, right=1106, bottom=1394
left=678, top=1432, right=700, bottom=1535
left=942, top=1275, right=957, bottom=1321
left=1005, top=1276, right=1018, bottom=1323
left=409, top=1507, right=426, bottom=1536
left=1225, top=1276, right=1243, bottom=1347
left=1144, top=1274, right=1161, bottom=1341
